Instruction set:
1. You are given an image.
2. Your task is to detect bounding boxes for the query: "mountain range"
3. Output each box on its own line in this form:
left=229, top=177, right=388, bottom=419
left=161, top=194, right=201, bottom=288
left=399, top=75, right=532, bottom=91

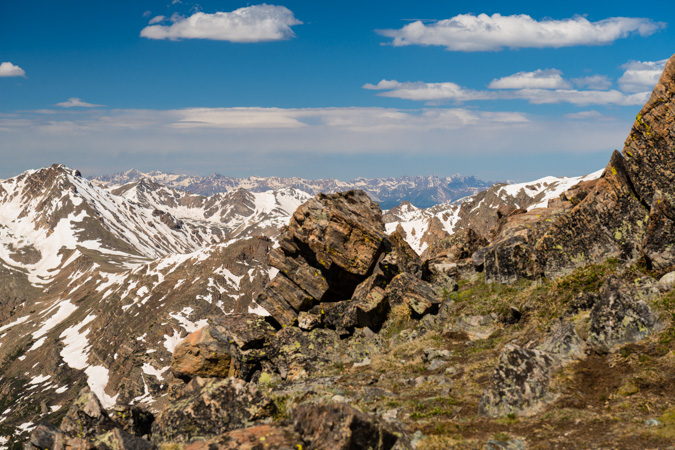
left=91, top=170, right=496, bottom=209
left=2, top=53, right=675, bottom=450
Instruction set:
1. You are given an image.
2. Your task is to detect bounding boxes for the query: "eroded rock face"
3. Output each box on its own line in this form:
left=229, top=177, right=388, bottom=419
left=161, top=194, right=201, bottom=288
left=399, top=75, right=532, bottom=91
left=151, top=377, right=276, bottom=444
left=384, top=273, right=440, bottom=318
left=257, top=190, right=389, bottom=328
left=587, top=276, right=658, bottom=353
left=642, top=191, right=675, bottom=271
left=269, top=327, right=343, bottom=380
left=622, top=54, right=675, bottom=207
left=478, top=345, right=558, bottom=417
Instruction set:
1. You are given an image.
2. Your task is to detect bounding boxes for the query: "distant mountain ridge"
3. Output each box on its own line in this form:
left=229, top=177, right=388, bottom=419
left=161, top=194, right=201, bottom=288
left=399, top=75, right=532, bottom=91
left=90, top=169, right=496, bottom=209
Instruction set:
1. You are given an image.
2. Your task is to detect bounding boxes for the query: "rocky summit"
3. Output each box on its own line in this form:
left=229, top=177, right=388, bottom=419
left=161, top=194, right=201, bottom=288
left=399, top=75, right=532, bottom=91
left=2, top=55, right=675, bottom=450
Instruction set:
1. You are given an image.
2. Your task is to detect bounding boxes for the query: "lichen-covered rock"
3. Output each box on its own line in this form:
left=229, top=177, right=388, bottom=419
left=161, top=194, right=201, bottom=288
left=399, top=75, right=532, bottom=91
left=26, top=423, right=61, bottom=450
left=292, top=403, right=411, bottom=450
left=94, top=428, right=154, bottom=450
left=478, top=345, right=558, bottom=417
left=587, top=276, right=659, bottom=353
left=484, top=236, right=542, bottom=284
left=538, top=319, right=586, bottom=362
left=642, top=191, right=675, bottom=271
left=109, top=406, right=154, bottom=438
left=622, top=53, right=675, bottom=207
left=321, top=274, right=389, bottom=331
left=60, top=387, right=117, bottom=438
left=660, top=271, right=675, bottom=290
left=269, top=327, right=343, bottom=380
left=257, top=190, right=389, bottom=327
left=425, top=228, right=489, bottom=262
left=151, top=377, right=276, bottom=444
left=183, top=425, right=305, bottom=450
left=379, top=230, right=422, bottom=279
left=385, top=273, right=440, bottom=318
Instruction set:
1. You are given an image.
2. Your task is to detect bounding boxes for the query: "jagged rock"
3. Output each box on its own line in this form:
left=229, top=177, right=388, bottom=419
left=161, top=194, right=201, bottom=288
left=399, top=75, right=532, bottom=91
left=538, top=319, right=586, bottom=362
left=151, top=377, right=276, bottom=444
left=478, top=345, right=558, bottom=417
left=446, top=314, right=499, bottom=341
left=183, top=425, right=305, bottom=450
left=385, top=273, right=440, bottom=318
left=171, top=315, right=276, bottom=381
left=587, top=276, right=658, bottom=353
left=292, top=403, right=411, bottom=450
left=269, top=327, right=343, bottom=380
left=60, top=387, right=117, bottom=438
left=622, top=54, right=675, bottom=207
left=257, top=190, right=389, bottom=327
left=565, top=292, right=599, bottom=316
left=485, top=235, right=542, bottom=284
left=320, top=274, right=389, bottom=331
left=379, top=231, right=422, bottom=279
left=94, top=428, right=154, bottom=450
left=660, top=271, right=675, bottom=290
left=110, top=406, right=154, bottom=438
left=472, top=246, right=490, bottom=273
left=425, top=228, right=489, bottom=262
left=642, top=191, right=675, bottom=271
left=171, top=326, right=234, bottom=379
left=297, top=311, right=322, bottom=331
left=26, top=423, right=61, bottom=450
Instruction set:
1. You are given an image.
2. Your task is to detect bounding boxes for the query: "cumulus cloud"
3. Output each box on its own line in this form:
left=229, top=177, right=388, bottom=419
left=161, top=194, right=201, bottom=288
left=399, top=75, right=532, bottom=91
left=377, top=14, right=664, bottom=51
left=618, top=59, right=668, bottom=93
left=140, top=4, right=302, bottom=42
left=0, top=62, right=26, bottom=78
left=55, top=98, right=105, bottom=108
left=488, top=69, right=572, bottom=90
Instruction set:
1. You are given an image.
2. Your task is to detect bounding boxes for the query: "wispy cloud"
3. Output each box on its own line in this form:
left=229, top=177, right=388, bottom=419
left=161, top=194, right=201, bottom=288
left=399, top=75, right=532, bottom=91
left=55, top=98, right=105, bottom=108
left=618, top=59, right=668, bottom=93
left=148, top=15, right=166, bottom=25
left=140, top=4, right=302, bottom=42
left=377, top=14, right=665, bottom=51
left=572, top=75, right=613, bottom=90
left=0, top=62, right=26, bottom=78
left=365, top=78, right=648, bottom=106
left=488, top=69, right=572, bottom=90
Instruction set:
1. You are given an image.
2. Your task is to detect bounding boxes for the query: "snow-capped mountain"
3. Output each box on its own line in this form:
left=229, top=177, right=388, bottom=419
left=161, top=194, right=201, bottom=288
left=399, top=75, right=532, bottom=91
left=384, top=169, right=604, bottom=256
left=91, top=170, right=494, bottom=209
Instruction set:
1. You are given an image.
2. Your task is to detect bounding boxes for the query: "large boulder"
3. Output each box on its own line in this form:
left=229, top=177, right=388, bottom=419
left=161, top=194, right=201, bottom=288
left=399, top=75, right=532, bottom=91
left=151, top=377, right=276, bottom=444
left=60, top=387, right=117, bottom=438
left=384, top=273, right=441, bottom=318
left=478, top=345, right=559, bottom=417
left=642, top=191, right=675, bottom=272
left=269, top=327, right=343, bottom=380
left=171, top=314, right=275, bottom=381
left=257, top=190, right=390, bottom=328
left=587, top=276, right=659, bottom=353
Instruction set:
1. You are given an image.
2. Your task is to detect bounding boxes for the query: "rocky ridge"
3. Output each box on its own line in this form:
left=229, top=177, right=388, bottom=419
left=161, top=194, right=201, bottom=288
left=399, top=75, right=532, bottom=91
left=2, top=54, right=675, bottom=450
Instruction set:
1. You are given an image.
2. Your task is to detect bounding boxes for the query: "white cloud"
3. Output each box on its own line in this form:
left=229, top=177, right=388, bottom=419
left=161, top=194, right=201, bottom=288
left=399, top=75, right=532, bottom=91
left=564, top=110, right=614, bottom=120
left=366, top=78, right=649, bottom=106
left=55, top=98, right=105, bottom=108
left=572, top=75, right=613, bottom=90
left=618, top=59, right=668, bottom=93
left=140, top=4, right=302, bottom=42
left=148, top=15, right=166, bottom=25
left=363, top=80, right=494, bottom=102
left=0, top=62, right=26, bottom=78
left=377, top=14, right=664, bottom=51
left=488, top=69, right=572, bottom=89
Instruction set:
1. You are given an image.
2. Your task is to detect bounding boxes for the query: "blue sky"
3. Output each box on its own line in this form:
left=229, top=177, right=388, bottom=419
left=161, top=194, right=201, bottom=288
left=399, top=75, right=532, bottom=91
left=1, top=1, right=673, bottom=181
